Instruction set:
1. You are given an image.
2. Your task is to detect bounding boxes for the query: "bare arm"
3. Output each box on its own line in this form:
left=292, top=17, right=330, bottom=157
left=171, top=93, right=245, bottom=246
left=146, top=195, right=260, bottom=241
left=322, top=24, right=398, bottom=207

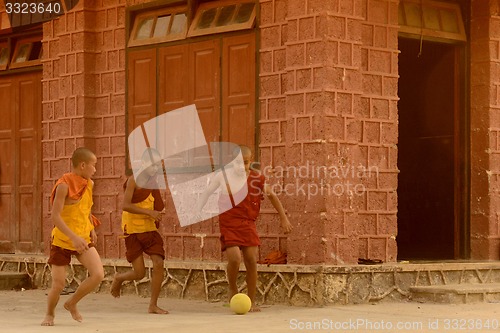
left=264, top=183, right=293, bottom=233
left=194, top=174, right=223, bottom=213
left=88, top=180, right=98, bottom=243
left=122, top=177, right=162, bottom=221
left=51, top=183, right=89, bottom=253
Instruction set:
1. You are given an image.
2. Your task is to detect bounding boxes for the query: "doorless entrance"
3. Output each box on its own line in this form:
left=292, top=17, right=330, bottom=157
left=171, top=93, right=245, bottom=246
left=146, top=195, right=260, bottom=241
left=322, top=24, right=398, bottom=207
left=397, top=38, right=465, bottom=260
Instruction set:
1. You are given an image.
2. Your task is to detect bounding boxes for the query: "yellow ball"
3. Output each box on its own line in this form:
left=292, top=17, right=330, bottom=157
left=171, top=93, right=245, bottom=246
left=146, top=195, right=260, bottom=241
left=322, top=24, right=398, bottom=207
left=229, top=293, right=252, bottom=315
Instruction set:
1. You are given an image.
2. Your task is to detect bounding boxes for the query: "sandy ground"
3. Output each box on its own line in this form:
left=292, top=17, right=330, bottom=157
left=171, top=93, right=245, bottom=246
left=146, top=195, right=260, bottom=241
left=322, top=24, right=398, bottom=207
left=1, top=289, right=499, bottom=333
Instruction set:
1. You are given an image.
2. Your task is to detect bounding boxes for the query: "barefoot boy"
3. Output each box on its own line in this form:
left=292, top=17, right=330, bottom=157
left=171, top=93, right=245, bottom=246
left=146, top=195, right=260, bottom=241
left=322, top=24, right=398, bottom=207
left=195, top=145, right=292, bottom=312
left=111, top=148, right=168, bottom=314
left=42, top=147, right=104, bottom=326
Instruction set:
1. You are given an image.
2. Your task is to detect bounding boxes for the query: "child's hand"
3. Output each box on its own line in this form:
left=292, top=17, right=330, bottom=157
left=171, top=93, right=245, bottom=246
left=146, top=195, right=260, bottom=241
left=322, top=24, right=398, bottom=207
left=280, top=216, right=293, bottom=233
left=149, top=210, right=164, bottom=221
left=90, top=229, right=98, bottom=244
left=71, top=236, right=89, bottom=254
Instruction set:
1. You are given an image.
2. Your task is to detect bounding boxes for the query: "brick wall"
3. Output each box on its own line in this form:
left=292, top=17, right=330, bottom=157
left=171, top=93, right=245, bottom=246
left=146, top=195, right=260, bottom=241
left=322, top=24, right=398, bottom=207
left=470, top=0, right=500, bottom=259
left=258, top=0, right=398, bottom=264
left=359, top=0, right=398, bottom=262
left=38, top=0, right=500, bottom=264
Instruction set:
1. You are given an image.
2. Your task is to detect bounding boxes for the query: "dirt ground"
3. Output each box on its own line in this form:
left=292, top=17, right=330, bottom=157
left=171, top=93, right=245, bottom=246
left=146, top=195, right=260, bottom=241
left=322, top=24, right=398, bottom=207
left=1, top=289, right=499, bottom=333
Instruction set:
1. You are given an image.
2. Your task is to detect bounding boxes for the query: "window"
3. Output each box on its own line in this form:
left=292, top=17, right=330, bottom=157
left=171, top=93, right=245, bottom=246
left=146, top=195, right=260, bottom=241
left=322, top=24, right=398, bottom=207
left=0, top=36, right=42, bottom=71
left=398, top=0, right=466, bottom=43
left=9, top=38, right=42, bottom=69
left=128, top=6, right=188, bottom=47
left=188, top=1, right=256, bottom=37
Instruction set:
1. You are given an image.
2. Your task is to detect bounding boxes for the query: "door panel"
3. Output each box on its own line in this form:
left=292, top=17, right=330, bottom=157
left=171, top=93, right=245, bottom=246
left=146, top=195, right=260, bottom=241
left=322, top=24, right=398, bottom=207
left=222, top=33, right=256, bottom=152
left=190, top=39, right=220, bottom=146
left=0, top=79, right=14, bottom=253
left=128, top=49, right=157, bottom=132
left=159, top=44, right=189, bottom=113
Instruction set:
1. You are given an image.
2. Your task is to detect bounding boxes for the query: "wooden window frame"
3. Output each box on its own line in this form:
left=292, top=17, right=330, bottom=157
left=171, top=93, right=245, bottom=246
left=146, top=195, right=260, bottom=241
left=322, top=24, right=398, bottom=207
left=128, top=5, right=188, bottom=47
left=398, top=0, right=466, bottom=43
left=0, top=42, right=9, bottom=70
left=187, top=0, right=256, bottom=38
left=9, top=36, right=42, bottom=69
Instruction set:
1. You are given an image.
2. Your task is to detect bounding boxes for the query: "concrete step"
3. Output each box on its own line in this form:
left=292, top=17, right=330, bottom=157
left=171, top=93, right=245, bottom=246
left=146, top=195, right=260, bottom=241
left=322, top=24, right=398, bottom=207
left=410, top=283, right=500, bottom=304
left=0, top=272, right=31, bottom=291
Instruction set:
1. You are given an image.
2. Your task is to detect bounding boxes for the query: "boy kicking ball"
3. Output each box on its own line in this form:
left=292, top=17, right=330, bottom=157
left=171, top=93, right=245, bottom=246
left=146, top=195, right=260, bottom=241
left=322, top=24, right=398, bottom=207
left=195, top=145, right=292, bottom=311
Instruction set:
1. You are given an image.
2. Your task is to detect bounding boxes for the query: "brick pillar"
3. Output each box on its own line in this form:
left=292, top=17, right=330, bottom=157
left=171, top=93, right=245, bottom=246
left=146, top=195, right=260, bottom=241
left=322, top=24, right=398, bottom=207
left=41, top=0, right=126, bottom=257
left=470, top=0, right=500, bottom=259
left=259, top=0, right=398, bottom=264
left=42, top=1, right=96, bottom=252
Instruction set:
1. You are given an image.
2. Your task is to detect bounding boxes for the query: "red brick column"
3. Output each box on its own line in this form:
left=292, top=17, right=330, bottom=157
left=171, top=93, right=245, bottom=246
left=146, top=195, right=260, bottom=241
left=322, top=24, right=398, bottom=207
left=41, top=0, right=126, bottom=257
left=358, top=0, right=399, bottom=263
left=259, top=0, right=398, bottom=264
left=470, top=0, right=500, bottom=259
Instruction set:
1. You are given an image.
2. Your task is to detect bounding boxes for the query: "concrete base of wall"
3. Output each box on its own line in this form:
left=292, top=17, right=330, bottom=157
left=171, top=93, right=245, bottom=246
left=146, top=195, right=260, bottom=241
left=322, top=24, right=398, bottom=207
left=2, top=255, right=500, bottom=305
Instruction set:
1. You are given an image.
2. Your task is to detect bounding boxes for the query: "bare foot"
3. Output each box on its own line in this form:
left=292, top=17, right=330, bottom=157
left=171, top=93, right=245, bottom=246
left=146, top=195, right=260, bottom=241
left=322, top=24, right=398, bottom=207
left=148, top=305, right=169, bottom=314
left=41, top=315, right=54, bottom=326
left=64, top=302, right=83, bottom=322
left=110, top=273, right=122, bottom=298
left=249, top=306, right=261, bottom=312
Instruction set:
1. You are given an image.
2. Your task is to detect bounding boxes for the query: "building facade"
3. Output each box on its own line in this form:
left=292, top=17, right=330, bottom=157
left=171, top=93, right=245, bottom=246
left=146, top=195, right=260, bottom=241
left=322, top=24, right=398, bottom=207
left=0, top=0, right=498, bottom=265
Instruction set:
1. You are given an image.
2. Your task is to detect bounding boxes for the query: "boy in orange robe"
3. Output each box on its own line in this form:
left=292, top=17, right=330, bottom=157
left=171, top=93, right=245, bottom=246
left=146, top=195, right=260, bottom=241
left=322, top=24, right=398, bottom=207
left=110, top=148, right=168, bottom=314
left=41, top=147, right=104, bottom=326
left=196, top=145, right=292, bottom=312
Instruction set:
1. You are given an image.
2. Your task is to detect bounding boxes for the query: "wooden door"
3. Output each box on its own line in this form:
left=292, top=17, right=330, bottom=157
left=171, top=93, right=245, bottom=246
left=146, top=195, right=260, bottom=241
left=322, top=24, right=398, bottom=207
left=131, top=33, right=255, bottom=166
left=158, top=40, right=221, bottom=167
left=0, top=71, right=42, bottom=254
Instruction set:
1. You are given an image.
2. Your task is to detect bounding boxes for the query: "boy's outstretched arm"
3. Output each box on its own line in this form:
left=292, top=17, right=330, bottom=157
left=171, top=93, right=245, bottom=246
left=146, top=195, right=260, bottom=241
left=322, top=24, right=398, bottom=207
left=194, top=174, right=222, bottom=213
left=264, top=184, right=293, bottom=233
left=51, top=183, right=89, bottom=253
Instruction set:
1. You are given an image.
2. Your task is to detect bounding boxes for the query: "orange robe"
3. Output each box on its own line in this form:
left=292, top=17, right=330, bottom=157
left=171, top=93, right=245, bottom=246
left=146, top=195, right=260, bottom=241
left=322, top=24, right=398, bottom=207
left=218, top=171, right=265, bottom=250
left=50, top=173, right=97, bottom=251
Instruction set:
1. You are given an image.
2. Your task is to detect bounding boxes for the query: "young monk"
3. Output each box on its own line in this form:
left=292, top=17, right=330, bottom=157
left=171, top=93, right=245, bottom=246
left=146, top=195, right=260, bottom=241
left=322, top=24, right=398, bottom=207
left=195, top=145, right=292, bottom=312
left=42, top=147, right=104, bottom=326
left=110, top=148, right=168, bottom=314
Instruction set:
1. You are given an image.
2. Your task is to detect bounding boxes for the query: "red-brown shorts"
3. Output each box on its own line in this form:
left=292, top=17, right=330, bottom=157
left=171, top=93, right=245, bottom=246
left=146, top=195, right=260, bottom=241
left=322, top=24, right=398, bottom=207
left=219, top=218, right=260, bottom=252
left=48, top=243, right=96, bottom=266
left=124, top=231, right=165, bottom=263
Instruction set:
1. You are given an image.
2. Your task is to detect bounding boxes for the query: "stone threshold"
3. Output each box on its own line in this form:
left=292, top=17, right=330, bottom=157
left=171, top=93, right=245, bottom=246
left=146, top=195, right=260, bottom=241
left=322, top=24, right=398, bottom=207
left=2, top=254, right=500, bottom=306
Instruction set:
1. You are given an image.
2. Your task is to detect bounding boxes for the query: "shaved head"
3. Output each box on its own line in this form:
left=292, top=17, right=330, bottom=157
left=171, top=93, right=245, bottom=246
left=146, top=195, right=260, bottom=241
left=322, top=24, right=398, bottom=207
left=233, top=145, right=252, bottom=158
left=71, top=147, right=95, bottom=167
left=239, top=145, right=252, bottom=157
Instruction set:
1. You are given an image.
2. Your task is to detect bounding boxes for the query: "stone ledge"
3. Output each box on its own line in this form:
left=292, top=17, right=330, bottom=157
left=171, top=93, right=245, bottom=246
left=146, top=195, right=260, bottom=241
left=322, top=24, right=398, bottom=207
left=2, top=255, right=500, bottom=306
left=411, top=283, right=500, bottom=294
left=0, top=272, right=31, bottom=290
left=410, top=283, right=500, bottom=304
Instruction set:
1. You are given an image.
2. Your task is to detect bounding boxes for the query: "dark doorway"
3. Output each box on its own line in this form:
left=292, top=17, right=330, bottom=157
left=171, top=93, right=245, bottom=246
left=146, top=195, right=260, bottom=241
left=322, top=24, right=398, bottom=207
left=397, top=38, right=460, bottom=260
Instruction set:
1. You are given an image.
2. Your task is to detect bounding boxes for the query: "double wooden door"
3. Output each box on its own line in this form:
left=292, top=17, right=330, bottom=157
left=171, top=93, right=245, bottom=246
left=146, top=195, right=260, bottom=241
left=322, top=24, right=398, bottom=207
left=127, top=32, right=256, bottom=152
left=0, top=71, right=42, bottom=254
